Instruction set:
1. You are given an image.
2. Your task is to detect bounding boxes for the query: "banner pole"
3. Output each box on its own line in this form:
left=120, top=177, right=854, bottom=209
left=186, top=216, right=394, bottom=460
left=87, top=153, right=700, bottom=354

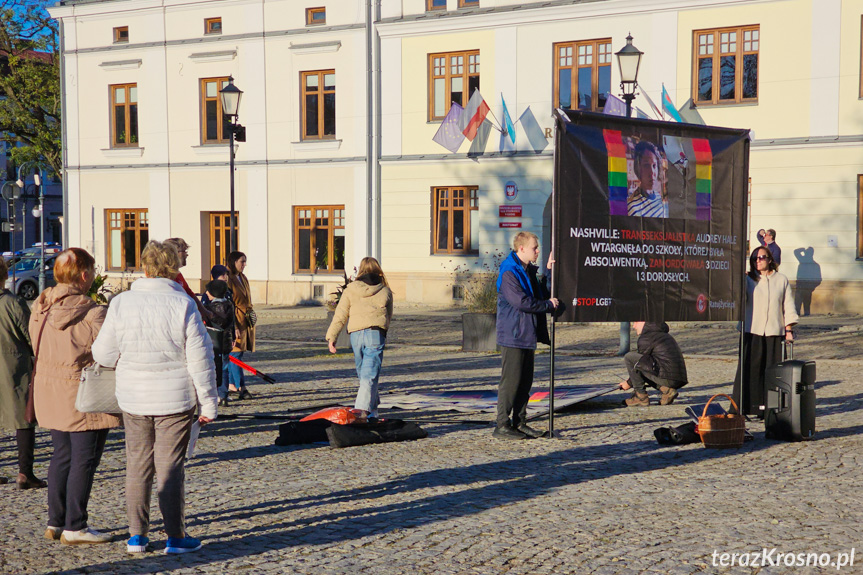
left=736, top=136, right=752, bottom=412
left=547, top=112, right=562, bottom=439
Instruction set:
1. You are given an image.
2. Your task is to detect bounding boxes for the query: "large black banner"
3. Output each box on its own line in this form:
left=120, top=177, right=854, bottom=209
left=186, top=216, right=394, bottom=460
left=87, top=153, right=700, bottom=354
left=553, top=110, right=750, bottom=322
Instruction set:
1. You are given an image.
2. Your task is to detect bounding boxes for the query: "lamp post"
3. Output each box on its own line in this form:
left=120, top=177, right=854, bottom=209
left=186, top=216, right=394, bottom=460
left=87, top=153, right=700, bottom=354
left=615, top=33, right=643, bottom=356
left=16, top=163, right=46, bottom=293
left=615, top=33, right=643, bottom=119
left=219, top=77, right=244, bottom=256
left=31, top=172, right=45, bottom=293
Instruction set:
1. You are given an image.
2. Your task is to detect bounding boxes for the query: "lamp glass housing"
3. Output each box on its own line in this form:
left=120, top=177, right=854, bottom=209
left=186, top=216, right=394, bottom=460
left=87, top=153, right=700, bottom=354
left=616, top=34, right=643, bottom=92
left=219, top=78, right=243, bottom=117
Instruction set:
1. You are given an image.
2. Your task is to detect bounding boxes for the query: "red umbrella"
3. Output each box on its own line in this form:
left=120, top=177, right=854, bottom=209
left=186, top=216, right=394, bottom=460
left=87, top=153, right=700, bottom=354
left=228, top=355, right=276, bottom=384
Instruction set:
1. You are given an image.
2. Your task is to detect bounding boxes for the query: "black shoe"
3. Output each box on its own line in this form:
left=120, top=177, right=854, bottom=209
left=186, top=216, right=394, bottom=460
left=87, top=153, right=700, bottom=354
left=493, top=424, right=527, bottom=440
left=237, top=389, right=252, bottom=400
left=516, top=424, right=545, bottom=439
left=218, top=397, right=230, bottom=407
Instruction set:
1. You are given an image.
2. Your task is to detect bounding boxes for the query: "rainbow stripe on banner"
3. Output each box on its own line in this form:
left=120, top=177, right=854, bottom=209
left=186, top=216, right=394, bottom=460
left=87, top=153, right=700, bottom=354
left=692, top=138, right=712, bottom=220
left=603, top=129, right=628, bottom=216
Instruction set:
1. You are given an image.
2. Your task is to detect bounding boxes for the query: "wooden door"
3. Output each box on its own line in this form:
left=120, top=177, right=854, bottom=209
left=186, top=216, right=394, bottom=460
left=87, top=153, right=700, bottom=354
left=209, top=212, right=238, bottom=269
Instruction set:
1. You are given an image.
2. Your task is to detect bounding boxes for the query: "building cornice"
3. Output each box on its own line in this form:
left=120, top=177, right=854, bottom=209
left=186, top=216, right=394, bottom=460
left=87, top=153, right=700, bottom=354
left=377, top=0, right=785, bottom=37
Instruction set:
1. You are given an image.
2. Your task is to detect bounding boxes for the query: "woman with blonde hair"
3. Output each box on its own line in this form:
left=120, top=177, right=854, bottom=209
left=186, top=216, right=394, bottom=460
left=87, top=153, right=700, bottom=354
left=325, top=257, right=393, bottom=417
left=93, top=240, right=217, bottom=554
left=30, top=248, right=121, bottom=544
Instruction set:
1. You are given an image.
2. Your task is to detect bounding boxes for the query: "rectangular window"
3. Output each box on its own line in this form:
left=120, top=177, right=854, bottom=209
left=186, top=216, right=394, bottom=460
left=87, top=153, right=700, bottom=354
left=433, top=186, right=478, bottom=254
left=459, top=0, right=479, bottom=6
left=427, top=0, right=447, bottom=10
left=205, top=17, right=222, bottom=35
left=106, top=209, right=148, bottom=271
left=200, top=77, right=231, bottom=144
left=554, top=39, right=612, bottom=112
left=306, top=7, right=326, bottom=25
left=301, top=70, right=336, bottom=140
left=428, top=50, right=480, bottom=121
left=693, top=25, right=759, bottom=105
left=110, top=83, right=138, bottom=147
left=294, top=206, right=345, bottom=273
left=858, top=175, right=863, bottom=259
left=113, top=26, right=129, bottom=44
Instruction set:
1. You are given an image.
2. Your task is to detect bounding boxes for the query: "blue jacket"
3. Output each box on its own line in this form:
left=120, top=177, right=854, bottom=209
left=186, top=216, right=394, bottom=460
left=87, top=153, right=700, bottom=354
left=496, top=251, right=553, bottom=349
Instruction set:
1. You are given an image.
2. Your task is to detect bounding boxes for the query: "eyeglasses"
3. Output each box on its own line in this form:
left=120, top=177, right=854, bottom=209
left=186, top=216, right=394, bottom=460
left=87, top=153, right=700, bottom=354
left=756, top=255, right=770, bottom=261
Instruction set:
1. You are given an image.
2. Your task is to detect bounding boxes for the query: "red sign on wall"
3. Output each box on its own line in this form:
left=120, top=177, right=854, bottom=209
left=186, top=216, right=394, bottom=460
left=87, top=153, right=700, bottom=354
left=499, top=222, right=522, bottom=228
left=499, top=205, right=523, bottom=218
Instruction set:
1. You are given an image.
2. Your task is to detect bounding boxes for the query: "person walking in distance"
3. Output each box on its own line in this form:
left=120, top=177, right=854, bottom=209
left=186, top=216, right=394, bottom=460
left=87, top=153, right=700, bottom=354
left=757, top=228, right=781, bottom=267
left=494, top=232, right=559, bottom=440
left=325, top=257, right=393, bottom=418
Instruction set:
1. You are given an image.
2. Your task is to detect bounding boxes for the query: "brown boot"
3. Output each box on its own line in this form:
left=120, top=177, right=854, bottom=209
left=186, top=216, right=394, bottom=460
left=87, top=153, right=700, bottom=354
left=624, top=390, right=650, bottom=407
left=659, top=386, right=679, bottom=406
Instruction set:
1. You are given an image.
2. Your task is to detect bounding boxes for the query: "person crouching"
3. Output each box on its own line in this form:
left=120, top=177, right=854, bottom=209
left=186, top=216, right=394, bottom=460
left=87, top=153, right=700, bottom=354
left=620, top=321, right=688, bottom=406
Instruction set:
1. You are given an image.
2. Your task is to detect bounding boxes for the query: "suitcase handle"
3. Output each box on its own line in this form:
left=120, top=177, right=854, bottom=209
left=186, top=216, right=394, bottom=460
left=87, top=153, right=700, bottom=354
left=783, top=340, right=793, bottom=361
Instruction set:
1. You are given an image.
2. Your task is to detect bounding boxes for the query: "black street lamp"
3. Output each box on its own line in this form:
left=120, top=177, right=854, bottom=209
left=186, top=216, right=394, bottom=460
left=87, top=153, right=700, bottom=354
left=615, top=33, right=643, bottom=355
left=16, top=163, right=46, bottom=293
left=219, top=76, right=245, bottom=256
left=615, top=33, right=643, bottom=118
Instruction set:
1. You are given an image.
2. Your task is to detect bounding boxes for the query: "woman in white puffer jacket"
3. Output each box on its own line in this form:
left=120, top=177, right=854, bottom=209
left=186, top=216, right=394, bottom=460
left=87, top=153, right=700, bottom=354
left=92, top=240, right=217, bottom=555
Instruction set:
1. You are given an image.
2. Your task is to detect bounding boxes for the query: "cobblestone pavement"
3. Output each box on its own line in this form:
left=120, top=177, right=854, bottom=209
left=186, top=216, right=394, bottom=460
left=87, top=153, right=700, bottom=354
left=1, top=306, right=861, bottom=574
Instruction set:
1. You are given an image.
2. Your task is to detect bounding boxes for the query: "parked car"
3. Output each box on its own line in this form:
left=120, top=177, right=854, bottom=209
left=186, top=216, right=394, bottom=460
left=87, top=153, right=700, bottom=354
left=5, top=254, right=58, bottom=300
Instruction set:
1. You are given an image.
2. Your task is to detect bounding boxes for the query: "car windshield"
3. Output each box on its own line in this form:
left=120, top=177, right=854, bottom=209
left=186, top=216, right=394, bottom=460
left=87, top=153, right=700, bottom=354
left=13, top=258, right=42, bottom=272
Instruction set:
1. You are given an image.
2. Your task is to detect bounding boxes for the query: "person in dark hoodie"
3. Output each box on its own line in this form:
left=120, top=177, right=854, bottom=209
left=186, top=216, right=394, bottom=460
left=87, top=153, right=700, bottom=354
left=325, top=257, right=393, bottom=418
left=620, top=321, right=688, bottom=406
left=201, top=279, right=234, bottom=407
left=494, top=232, right=559, bottom=440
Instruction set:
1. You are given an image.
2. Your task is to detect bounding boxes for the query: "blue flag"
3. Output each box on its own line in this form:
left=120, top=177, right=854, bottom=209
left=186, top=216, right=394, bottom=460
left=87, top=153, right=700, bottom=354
left=432, top=102, right=466, bottom=153
left=661, top=84, right=684, bottom=123
left=502, top=94, right=516, bottom=144
left=518, top=106, right=548, bottom=153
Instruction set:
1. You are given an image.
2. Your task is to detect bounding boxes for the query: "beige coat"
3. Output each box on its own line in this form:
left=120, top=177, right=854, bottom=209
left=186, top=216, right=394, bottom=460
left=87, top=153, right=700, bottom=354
left=29, top=284, right=121, bottom=432
left=743, top=271, right=799, bottom=337
left=326, top=277, right=393, bottom=342
left=230, top=272, right=255, bottom=353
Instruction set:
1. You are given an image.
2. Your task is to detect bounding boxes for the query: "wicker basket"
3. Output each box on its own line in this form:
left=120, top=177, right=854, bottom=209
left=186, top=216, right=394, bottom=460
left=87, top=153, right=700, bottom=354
left=697, top=394, right=746, bottom=449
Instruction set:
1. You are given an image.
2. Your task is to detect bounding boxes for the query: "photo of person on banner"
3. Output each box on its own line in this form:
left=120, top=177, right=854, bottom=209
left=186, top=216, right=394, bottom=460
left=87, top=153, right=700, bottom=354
left=626, top=140, right=668, bottom=218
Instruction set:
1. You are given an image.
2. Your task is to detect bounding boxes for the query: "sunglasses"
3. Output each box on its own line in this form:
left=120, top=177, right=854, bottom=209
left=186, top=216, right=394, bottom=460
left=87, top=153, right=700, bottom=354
left=756, top=255, right=770, bottom=261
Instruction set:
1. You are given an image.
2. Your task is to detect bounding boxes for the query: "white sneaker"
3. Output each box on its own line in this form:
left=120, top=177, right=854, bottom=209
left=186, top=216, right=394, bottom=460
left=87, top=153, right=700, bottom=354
left=60, top=527, right=113, bottom=545
left=44, top=526, right=62, bottom=541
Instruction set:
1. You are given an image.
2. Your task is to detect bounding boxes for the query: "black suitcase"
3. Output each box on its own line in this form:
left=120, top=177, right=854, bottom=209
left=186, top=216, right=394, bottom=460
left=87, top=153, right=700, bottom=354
left=763, top=341, right=816, bottom=441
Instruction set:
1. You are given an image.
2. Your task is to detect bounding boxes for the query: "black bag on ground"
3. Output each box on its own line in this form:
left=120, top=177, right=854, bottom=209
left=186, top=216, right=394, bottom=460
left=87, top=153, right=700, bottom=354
left=275, top=420, right=331, bottom=445
left=764, top=341, right=816, bottom=441
left=654, top=421, right=700, bottom=445
left=326, top=419, right=428, bottom=448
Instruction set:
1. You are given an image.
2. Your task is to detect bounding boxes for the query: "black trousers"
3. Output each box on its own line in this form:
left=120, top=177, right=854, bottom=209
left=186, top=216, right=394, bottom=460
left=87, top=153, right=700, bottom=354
left=733, top=333, right=783, bottom=416
left=48, top=429, right=109, bottom=531
left=623, top=351, right=679, bottom=393
left=16, top=427, right=36, bottom=477
left=497, top=346, right=535, bottom=428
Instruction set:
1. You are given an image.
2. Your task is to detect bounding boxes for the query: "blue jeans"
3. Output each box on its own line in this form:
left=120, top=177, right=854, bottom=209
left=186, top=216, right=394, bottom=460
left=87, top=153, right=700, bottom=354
left=350, top=329, right=386, bottom=416
left=225, top=351, right=245, bottom=390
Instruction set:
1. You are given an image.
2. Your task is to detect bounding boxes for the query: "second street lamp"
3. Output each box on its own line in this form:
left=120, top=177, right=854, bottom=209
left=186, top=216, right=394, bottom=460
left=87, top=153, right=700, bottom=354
left=219, top=76, right=245, bottom=256
left=615, top=33, right=643, bottom=119
left=614, top=33, right=643, bottom=356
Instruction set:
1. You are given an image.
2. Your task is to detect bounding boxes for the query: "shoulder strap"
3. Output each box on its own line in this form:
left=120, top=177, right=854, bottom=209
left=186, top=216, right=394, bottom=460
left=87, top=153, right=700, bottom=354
left=33, top=304, right=54, bottom=362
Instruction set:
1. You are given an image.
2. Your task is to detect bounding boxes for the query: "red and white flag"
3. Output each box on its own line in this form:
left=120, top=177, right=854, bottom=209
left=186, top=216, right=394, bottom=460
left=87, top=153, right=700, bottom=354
left=461, top=89, right=490, bottom=141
